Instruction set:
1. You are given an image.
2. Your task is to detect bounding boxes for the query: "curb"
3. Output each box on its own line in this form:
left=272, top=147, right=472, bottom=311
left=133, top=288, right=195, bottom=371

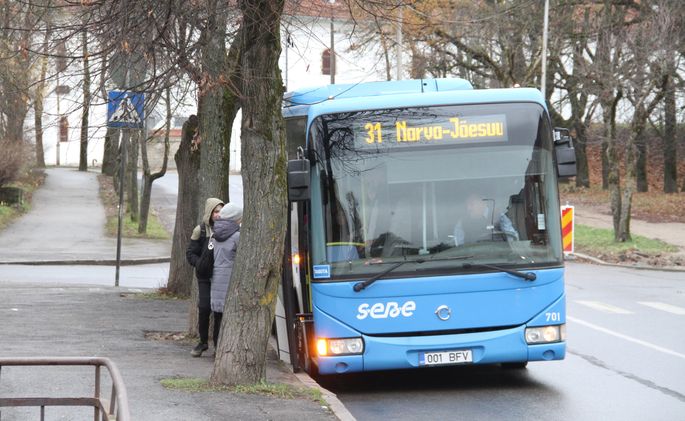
left=266, top=336, right=355, bottom=421
left=0, top=257, right=170, bottom=266
left=568, top=252, right=685, bottom=273
left=294, top=372, right=356, bottom=421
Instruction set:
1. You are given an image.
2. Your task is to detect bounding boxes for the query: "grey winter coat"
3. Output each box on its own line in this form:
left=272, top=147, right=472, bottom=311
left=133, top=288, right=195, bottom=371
left=210, top=218, right=240, bottom=313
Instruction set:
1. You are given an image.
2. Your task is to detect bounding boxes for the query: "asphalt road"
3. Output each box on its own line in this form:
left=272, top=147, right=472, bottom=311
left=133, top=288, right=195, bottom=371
left=0, top=263, right=170, bottom=288
left=326, top=262, right=685, bottom=421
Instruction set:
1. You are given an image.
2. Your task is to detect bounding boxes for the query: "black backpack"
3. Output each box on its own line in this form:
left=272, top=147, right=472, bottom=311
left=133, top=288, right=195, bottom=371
left=195, top=224, right=214, bottom=279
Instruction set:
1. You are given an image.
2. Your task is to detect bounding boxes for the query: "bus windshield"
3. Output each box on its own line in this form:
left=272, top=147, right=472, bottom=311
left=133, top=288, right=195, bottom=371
left=309, top=102, right=563, bottom=279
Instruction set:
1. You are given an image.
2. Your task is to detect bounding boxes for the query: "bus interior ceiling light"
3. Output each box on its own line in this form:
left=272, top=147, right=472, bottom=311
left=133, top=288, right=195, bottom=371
left=317, top=338, right=364, bottom=356
left=525, top=324, right=565, bottom=344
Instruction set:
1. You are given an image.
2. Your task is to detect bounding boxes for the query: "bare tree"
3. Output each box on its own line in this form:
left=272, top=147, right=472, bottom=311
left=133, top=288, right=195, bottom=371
left=167, top=115, right=200, bottom=298
left=654, top=0, right=684, bottom=193
left=139, top=88, right=171, bottom=233
left=212, top=0, right=288, bottom=385
left=79, top=28, right=90, bottom=171
left=33, top=23, right=50, bottom=168
left=0, top=0, right=42, bottom=143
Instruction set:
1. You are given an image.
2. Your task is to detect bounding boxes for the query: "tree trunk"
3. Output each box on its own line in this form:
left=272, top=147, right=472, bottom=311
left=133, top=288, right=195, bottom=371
left=4, top=99, right=28, bottom=143
left=102, top=128, right=118, bottom=176
left=79, top=29, right=91, bottom=172
left=635, top=132, right=647, bottom=192
left=663, top=55, right=677, bottom=193
left=602, top=97, right=621, bottom=237
left=220, top=28, right=244, bottom=197
left=618, top=108, right=647, bottom=242
left=601, top=139, right=609, bottom=189
left=128, top=130, right=139, bottom=222
left=99, top=53, right=117, bottom=176
left=33, top=25, right=49, bottom=168
left=596, top=1, right=615, bottom=191
left=197, top=0, right=230, bottom=206
left=573, top=120, right=589, bottom=188
left=212, top=0, right=287, bottom=386
left=139, top=88, right=171, bottom=234
left=167, top=116, right=200, bottom=298
left=114, top=129, right=129, bottom=194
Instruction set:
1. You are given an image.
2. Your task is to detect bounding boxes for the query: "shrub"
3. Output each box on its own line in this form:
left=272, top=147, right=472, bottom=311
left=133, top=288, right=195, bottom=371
left=0, top=138, right=25, bottom=188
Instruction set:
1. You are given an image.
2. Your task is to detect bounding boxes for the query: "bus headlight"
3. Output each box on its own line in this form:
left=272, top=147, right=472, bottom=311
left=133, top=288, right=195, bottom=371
left=316, top=338, right=364, bottom=356
left=525, top=324, right=565, bottom=344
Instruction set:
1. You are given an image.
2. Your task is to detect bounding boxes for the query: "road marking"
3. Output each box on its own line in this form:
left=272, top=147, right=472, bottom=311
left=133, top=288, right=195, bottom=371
left=637, top=302, right=685, bottom=315
left=568, top=316, right=685, bottom=360
left=575, top=300, right=633, bottom=314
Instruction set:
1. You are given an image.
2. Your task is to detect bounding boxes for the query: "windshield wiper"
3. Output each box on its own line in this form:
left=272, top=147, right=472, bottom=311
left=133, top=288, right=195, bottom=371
left=462, top=263, right=536, bottom=281
left=353, top=261, right=407, bottom=292
left=353, top=255, right=474, bottom=292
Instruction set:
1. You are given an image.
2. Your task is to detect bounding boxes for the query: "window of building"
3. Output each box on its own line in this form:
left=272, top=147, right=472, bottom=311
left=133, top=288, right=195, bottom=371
left=322, top=49, right=332, bottom=75
left=59, top=116, right=69, bottom=142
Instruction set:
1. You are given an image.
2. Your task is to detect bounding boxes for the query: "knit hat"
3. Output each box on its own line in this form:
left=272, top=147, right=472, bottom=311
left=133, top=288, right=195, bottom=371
left=219, top=202, right=243, bottom=221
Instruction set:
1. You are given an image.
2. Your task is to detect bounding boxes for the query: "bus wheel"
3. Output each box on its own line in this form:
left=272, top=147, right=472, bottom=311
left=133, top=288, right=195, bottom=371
left=501, top=362, right=528, bottom=369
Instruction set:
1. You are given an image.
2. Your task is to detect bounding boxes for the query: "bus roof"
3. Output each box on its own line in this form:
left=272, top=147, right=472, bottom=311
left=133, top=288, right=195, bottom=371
left=283, top=78, right=473, bottom=108
left=282, top=79, right=546, bottom=120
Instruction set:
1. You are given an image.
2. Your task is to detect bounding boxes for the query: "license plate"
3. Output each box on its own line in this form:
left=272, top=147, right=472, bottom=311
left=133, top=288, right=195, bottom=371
left=419, top=349, right=473, bottom=366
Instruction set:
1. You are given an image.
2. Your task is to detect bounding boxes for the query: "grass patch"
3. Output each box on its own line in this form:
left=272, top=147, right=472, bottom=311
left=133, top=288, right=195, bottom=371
left=0, top=205, right=19, bottom=231
left=160, top=378, right=324, bottom=403
left=98, top=174, right=170, bottom=240
left=104, top=209, right=169, bottom=239
left=235, top=381, right=324, bottom=403
left=575, top=224, right=679, bottom=255
left=160, top=378, right=230, bottom=393
left=0, top=168, right=45, bottom=232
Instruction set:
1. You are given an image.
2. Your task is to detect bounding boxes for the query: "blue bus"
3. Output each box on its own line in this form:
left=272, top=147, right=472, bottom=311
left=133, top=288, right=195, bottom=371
left=275, top=78, right=576, bottom=375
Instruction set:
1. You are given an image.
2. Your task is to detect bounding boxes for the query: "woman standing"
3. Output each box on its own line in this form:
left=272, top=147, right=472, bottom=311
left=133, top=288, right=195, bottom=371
left=186, top=197, right=224, bottom=357
left=209, top=202, right=242, bottom=349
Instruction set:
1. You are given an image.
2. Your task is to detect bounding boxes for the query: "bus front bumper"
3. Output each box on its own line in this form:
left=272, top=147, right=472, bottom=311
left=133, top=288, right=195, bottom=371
left=315, top=324, right=565, bottom=375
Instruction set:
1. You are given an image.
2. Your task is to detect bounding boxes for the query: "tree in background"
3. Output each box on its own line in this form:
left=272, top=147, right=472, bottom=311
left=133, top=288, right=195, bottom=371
left=0, top=0, right=42, bottom=144
left=79, top=28, right=91, bottom=172
left=32, top=19, right=51, bottom=169
left=652, top=0, right=684, bottom=194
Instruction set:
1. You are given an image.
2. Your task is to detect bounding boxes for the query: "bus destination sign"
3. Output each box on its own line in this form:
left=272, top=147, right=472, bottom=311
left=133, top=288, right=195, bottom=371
left=360, top=114, right=508, bottom=146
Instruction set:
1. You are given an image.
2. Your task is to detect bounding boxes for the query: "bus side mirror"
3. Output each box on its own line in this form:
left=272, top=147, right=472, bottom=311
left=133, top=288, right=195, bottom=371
left=554, top=127, right=577, bottom=178
left=287, top=159, right=310, bottom=201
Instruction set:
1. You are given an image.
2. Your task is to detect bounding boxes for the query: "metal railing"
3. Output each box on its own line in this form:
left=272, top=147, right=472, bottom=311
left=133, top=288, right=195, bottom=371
left=0, top=357, right=130, bottom=421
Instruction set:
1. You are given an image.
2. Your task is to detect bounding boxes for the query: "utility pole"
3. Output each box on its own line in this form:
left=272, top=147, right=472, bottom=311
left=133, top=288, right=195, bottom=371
left=330, top=0, right=336, bottom=84
left=114, top=67, right=130, bottom=288
left=56, top=72, right=61, bottom=166
left=396, top=7, right=403, bottom=80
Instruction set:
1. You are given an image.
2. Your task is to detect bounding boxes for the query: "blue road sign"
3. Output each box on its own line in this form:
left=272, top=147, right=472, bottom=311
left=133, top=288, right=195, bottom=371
left=107, top=91, right=144, bottom=128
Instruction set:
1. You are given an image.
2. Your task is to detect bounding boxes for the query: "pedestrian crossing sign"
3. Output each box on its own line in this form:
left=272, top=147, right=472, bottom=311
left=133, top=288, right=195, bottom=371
left=107, top=91, right=144, bottom=128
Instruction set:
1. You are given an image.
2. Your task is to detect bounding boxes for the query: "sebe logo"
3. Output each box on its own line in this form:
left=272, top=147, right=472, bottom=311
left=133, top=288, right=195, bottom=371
left=357, top=301, right=416, bottom=320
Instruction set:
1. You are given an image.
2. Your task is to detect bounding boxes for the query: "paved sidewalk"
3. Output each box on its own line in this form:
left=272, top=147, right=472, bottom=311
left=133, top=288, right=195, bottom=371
left=0, top=282, right=336, bottom=421
left=0, top=168, right=170, bottom=264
